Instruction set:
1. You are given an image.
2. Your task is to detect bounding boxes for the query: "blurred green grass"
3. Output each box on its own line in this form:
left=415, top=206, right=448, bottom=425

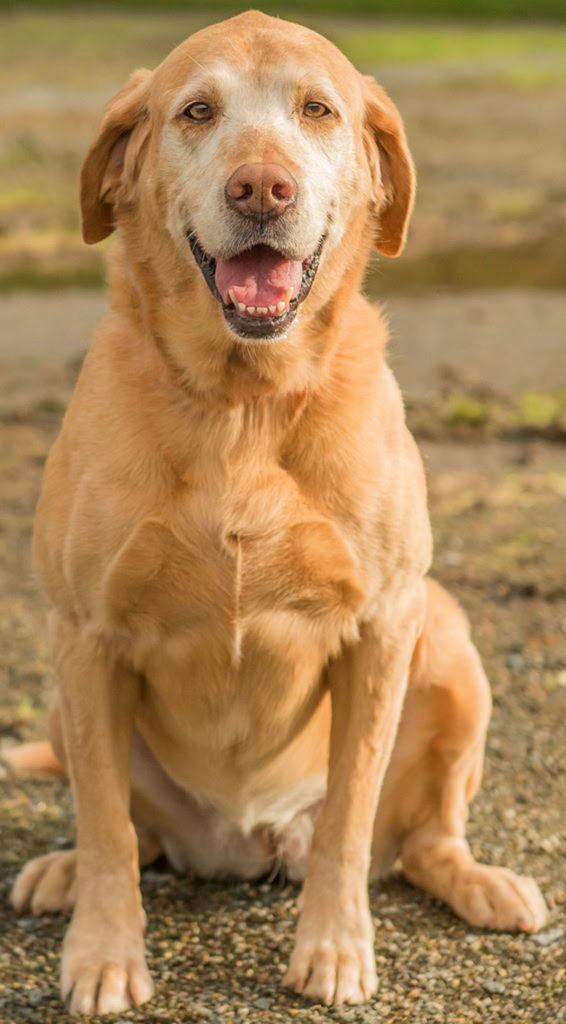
left=340, top=26, right=566, bottom=63
left=2, top=1, right=566, bottom=17
left=2, top=15, right=566, bottom=91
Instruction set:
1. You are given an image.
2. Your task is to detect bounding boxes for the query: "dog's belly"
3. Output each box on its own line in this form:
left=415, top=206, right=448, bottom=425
left=136, top=625, right=332, bottom=830
left=104, top=508, right=363, bottom=825
left=131, top=731, right=324, bottom=881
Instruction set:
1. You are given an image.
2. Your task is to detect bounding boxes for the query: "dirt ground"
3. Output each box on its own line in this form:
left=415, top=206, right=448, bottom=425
left=0, top=287, right=565, bottom=1024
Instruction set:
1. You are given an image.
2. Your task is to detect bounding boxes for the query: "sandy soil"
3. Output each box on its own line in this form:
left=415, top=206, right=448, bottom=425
left=0, top=286, right=565, bottom=1023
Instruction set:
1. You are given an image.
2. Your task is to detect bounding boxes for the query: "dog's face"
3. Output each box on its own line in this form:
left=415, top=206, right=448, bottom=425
left=81, top=12, right=414, bottom=344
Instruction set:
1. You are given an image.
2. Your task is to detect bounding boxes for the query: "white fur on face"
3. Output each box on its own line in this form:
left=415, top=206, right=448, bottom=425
left=158, top=60, right=360, bottom=263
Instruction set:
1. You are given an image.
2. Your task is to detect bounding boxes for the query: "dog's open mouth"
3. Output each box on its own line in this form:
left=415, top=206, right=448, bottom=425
left=187, top=234, right=324, bottom=341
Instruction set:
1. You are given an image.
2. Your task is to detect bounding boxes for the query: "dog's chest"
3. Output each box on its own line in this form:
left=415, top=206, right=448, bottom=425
left=105, top=455, right=364, bottom=670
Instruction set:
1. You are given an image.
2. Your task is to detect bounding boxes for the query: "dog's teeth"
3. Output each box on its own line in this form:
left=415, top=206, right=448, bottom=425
left=269, top=305, right=276, bottom=314
left=228, top=288, right=238, bottom=307
left=276, top=301, right=286, bottom=315
left=257, top=307, right=268, bottom=315
left=246, top=306, right=256, bottom=314
left=238, top=302, right=246, bottom=313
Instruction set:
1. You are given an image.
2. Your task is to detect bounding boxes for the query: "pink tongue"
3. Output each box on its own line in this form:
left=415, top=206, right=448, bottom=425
left=215, top=245, right=302, bottom=310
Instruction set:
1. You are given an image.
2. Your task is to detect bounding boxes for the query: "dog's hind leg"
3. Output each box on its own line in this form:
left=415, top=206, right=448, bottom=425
left=371, top=578, right=547, bottom=933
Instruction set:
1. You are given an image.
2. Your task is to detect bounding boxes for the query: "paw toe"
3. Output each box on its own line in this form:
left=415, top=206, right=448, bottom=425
left=11, top=851, right=76, bottom=916
left=455, top=866, right=548, bottom=932
left=283, top=941, right=376, bottom=1005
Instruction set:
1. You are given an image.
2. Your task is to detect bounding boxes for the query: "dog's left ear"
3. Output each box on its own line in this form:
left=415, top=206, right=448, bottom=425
left=361, top=76, right=416, bottom=258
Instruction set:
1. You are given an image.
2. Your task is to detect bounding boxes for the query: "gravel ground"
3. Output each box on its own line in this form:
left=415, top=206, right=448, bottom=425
left=1, top=323, right=565, bottom=1023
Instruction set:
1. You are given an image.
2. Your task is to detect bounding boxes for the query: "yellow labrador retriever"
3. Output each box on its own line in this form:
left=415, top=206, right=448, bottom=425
left=10, top=11, right=547, bottom=1014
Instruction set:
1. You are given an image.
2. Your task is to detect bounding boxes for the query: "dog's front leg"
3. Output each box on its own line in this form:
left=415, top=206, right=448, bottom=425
left=54, top=618, right=153, bottom=1016
left=283, top=588, right=424, bottom=1006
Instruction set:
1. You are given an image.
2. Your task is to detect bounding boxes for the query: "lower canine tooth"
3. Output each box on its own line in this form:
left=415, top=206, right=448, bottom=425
left=228, top=288, right=238, bottom=307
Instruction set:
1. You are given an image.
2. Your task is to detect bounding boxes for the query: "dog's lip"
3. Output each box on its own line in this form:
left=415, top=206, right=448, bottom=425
left=186, top=232, right=325, bottom=341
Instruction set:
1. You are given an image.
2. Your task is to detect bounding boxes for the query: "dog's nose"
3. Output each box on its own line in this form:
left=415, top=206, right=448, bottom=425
left=225, top=163, right=297, bottom=220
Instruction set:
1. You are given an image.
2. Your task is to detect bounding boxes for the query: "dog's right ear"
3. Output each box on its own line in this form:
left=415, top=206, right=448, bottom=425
left=80, top=68, right=153, bottom=244
left=361, top=75, right=415, bottom=258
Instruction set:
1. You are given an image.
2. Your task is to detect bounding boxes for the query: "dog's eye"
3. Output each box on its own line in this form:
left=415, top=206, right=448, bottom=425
left=303, top=101, right=331, bottom=119
left=182, top=102, right=213, bottom=123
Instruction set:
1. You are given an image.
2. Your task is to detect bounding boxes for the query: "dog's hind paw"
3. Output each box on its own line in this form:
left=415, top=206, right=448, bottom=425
left=450, top=864, right=548, bottom=933
left=11, top=850, right=77, bottom=916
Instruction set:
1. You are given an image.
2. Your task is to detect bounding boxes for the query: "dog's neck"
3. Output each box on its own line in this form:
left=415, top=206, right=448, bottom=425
left=106, top=214, right=373, bottom=408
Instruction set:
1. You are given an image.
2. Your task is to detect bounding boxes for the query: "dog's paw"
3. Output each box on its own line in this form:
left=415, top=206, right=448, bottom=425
left=61, top=911, right=153, bottom=1015
left=11, top=850, right=77, bottom=916
left=283, top=937, right=377, bottom=1005
left=450, top=864, right=548, bottom=933
left=283, top=900, right=377, bottom=1006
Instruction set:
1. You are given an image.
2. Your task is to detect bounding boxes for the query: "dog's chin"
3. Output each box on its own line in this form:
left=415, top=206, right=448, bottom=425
left=187, top=233, right=324, bottom=343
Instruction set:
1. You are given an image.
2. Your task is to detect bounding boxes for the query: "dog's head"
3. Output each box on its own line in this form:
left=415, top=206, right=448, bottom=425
left=81, top=11, right=414, bottom=345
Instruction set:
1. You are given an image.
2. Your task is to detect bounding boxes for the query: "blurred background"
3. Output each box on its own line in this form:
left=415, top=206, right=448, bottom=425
left=1, top=3, right=565, bottom=1023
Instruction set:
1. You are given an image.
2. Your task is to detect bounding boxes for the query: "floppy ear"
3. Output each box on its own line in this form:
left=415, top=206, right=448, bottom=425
left=362, top=76, right=416, bottom=258
left=80, top=68, right=153, bottom=244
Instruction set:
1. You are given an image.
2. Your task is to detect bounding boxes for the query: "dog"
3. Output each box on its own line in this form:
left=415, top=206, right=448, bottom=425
left=9, top=11, right=547, bottom=1014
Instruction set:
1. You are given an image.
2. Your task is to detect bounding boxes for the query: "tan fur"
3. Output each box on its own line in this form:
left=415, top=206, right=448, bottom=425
left=10, top=12, right=546, bottom=1014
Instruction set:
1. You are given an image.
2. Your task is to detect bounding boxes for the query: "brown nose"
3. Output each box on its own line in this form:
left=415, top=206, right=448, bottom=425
left=225, top=163, right=297, bottom=221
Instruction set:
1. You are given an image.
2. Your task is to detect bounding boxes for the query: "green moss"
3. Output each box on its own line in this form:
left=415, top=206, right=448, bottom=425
left=0, top=187, right=51, bottom=213
left=487, top=188, right=544, bottom=222
left=492, top=528, right=546, bottom=566
left=444, top=394, right=491, bottom=427
left=406, top=390, right=566, bottom=441
left=519, top=390, right=566, bottom=430
left=14, top=697, right=42, bottom=723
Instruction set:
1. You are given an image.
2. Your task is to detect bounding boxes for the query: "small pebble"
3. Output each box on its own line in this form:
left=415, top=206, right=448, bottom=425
left=532, top=926, right=564, bottom=946
left=482, top=978, right=506, bottom=995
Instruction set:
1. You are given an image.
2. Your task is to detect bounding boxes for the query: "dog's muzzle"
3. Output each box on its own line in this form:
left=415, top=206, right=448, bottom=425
left=187, top=234, right=325, bottom=342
